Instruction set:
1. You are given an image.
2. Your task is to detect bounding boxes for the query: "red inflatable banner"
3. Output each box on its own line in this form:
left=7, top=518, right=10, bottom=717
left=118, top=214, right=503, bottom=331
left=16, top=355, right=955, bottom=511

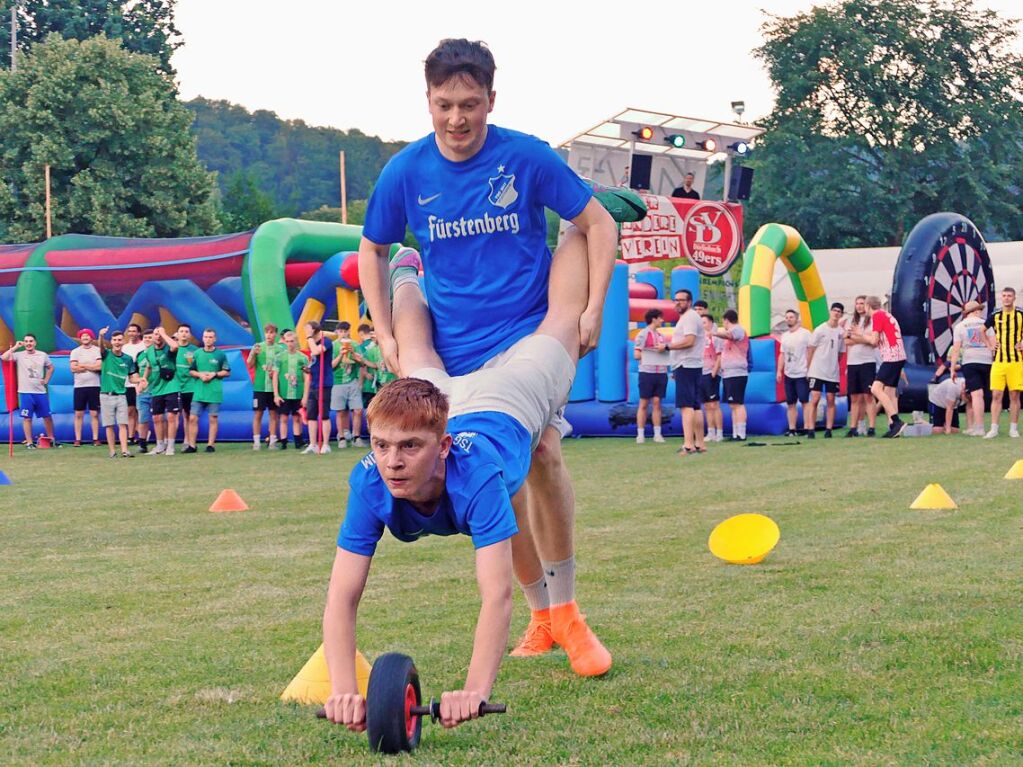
left=619, top=195, right=744, bottom=276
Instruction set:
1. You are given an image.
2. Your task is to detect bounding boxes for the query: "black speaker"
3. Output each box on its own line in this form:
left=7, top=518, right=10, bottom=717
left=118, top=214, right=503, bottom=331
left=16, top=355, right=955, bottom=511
left=728, top=166, right=754, bottom=200
left=629, top=154, right=652, bottom=191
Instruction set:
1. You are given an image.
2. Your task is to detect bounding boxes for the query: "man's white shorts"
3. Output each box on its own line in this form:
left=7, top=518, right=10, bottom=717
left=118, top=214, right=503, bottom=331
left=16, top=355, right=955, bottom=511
left=411, top=335, right=575, bottom=448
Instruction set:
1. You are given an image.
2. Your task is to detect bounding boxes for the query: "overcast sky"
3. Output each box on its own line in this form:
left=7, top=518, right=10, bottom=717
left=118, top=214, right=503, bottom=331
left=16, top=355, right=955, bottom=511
left=173, top=0, right=1022, bottom=146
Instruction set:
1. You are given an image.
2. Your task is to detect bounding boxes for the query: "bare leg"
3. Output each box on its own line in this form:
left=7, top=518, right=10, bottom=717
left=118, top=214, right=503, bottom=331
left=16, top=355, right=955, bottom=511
left=510, top=485, right=544, bottom=587
left=826, top=393, right=836, bottom=429
left=74, top=410, right=84, bottom=442
left=392, top=282, right=445, bottom=375
left=1010, top=391, right=1020, bottom=426
left=651, top=397, right=662, bottom=428
left=636, top=399, right=648, bottom=436
left=128, top=406, right=137, bottom=441
left=118, top=424, right=128, bottom=453
left=44, top=416, right=54, bottom=441
left=106, top=425, right=116, bottom=453
left=352, top=409, right=363, bottom=439
left=252, top=408, right=264, bottom=442
left=90, top=410, right=100, bottom=442
left=208, top=415, right=219, bottom=446
left=22, top=418, right=32, bottom=444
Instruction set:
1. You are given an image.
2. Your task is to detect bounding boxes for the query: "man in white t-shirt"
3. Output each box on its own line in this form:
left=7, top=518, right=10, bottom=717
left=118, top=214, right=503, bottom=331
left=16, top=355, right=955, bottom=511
left=668, top=290, right=706, bottom=453
left=69, top=328, right=103, bottom=446
left=776, top=309, right=812, bottom=436
left=1, top=334, right=57, bottom=448
left=948, top=300, right=995, bottom=436
left=122, top=323, right=147, bottom=447
left=805, top=303, right=847, bottom=438
left=633, top=308, right=669, bottom=443
left=929, top=375, right=965, bottom=434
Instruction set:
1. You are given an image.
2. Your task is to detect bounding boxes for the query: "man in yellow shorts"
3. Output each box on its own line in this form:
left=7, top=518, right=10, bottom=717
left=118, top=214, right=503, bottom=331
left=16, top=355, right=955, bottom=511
left=984, top=286, right=1023, bottom=439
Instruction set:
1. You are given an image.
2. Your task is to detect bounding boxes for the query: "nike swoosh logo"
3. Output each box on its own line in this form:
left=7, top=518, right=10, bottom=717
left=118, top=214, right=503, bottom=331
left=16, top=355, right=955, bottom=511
left=418, top=193, right=441, bottom=205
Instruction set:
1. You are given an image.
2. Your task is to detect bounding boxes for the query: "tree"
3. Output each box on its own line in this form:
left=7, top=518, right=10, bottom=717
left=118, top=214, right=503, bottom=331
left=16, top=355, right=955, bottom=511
left=218, top=170, right=278, bottom=232
left=0, top=0, right=181, bottom=74
left=747, top=0, right=1023, bottom=247
left=0, top=35, right=218, bottom=240
left=187, top=98, right=406, bottom=218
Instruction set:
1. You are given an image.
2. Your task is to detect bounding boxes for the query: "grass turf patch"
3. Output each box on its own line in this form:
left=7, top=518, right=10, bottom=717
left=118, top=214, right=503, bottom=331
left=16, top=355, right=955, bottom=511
left=2, top=431, right=1022, bottom=765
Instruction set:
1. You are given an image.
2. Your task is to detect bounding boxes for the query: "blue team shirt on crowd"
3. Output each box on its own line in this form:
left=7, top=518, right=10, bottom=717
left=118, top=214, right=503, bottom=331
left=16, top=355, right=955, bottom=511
left=337, top=411, right=532, bottom=556
left=362, top=125, right=593, bottom=375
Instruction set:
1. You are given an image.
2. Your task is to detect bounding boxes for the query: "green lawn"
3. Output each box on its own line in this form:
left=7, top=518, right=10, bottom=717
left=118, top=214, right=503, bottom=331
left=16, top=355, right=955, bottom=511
left=2, top=430, right=1022, bottom=766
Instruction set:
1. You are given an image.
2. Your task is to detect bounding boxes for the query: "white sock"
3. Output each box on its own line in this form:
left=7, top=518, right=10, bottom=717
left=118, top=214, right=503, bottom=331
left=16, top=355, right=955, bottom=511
left=253, top=435, right=260, bottom=445
left=166, top=437, right=174, bottom=448
left=541, top=556, right=576, bottom=607
left=519, top=575, right=550, bottom=612
left=738, top=423, right=747, bottom=438
left=343, top=430, right=352, bottom=441
left=269, top=434, right=278, bottom=444
left=653, top=426, right=662, bottom=438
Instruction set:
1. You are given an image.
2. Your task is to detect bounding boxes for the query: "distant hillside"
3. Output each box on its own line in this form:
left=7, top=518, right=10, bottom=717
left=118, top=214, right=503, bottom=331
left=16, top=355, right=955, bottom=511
left=186, top=97, right=407, bottom=217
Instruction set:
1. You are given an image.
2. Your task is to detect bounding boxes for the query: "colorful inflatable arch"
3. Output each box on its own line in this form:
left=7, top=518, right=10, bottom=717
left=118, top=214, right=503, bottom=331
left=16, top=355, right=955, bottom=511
left=738, top=223, right=829, bottom=336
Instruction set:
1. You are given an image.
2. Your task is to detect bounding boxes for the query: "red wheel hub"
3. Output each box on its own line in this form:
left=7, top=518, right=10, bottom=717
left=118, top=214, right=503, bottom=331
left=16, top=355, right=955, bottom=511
left=403, top=682, right=418, bottom=740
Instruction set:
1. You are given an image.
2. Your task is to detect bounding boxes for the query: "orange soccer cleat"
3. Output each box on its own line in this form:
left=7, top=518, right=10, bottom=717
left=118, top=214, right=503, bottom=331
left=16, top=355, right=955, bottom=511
left=509, top=609, right=555, bottom=658
left=550, top=601, right=612, bottom=677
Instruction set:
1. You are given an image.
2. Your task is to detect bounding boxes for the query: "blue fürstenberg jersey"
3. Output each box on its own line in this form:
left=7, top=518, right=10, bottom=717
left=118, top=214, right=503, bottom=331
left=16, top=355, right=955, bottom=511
left=338, top=412, right=531, bottom=556
left=363, top=126, right=593, bottom=375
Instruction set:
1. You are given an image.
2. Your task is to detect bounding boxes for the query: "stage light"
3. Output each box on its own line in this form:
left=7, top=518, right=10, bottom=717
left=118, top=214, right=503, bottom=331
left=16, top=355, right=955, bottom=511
left=633, top=126, right=655, bottom=141
left=729, top=141, right=750, bottom=155
left=665, top=134, right=686, bottom=148
left=696, top=139, right=718, bottom=152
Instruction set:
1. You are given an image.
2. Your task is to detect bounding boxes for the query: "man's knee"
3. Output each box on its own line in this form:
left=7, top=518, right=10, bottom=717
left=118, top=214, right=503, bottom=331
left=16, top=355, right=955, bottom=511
left=531, top=427, right=565, bottom=472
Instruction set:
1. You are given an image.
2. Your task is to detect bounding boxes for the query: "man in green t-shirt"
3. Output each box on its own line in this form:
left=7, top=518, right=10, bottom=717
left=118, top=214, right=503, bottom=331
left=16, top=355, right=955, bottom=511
left=247, top=323, right=284, bottom=450
left=173, top=324, right=200, bottom=453
left=330, top=322, right=369, bottom=449
left=272, top=328, right=311, bottom=449
left=140, top=326, right=180, bottom=455
left=97, top=327, right=141, bottom=458
left=189, top=328, right=232, bottom=453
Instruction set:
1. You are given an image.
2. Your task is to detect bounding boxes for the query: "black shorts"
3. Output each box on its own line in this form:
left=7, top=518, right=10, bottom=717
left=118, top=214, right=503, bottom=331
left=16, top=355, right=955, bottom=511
left=847, top=363, right=875, bottom=396
left=809, top=378, right=840, bottom=395
left=252, top=390, right=277, bottom=411
left=723, top=376, right=748, bottom=404
left=126, top=387, right=137, bottom=407
left=73, top=386, right=101, bottom=412
left=179, top=391, right=194, bottom=416
left=783, top=376, right=809, bottom=405
left=674, top=367, right=702, bottom=409
left=280, top=398, right=303, bottom=416
left=931, top=403, right=960, bottom=429
left=151, top=392, right=181, bottom=415
left=638, top=371, right=667, bottom=400
left=306, top=388, right=331, bottom=420
left=961, top=363, right=990, bottom=394
left=875, top=361, right=905, bottom=388
left=700, top=373, right=720, bottom=402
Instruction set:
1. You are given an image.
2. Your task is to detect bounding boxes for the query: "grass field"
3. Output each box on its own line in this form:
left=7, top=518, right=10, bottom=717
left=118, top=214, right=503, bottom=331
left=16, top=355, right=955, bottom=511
left=3, top=430, right=1023, bottom=766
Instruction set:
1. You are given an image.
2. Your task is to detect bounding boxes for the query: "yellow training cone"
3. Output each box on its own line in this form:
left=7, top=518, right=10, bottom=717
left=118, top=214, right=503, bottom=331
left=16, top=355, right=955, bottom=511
left=708, top=513, right=780, bottom=565
left=1004, top=460, right=1023, bottom=480
left=280, top=643, right=371, bottom=704
left=910, top=483, right=957, bottom=510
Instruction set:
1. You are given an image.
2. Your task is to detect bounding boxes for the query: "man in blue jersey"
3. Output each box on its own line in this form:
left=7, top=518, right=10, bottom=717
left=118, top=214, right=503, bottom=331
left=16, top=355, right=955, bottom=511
left=357, top=38, right=622, bottom=678
left=324, top=232, right=588, bottom=731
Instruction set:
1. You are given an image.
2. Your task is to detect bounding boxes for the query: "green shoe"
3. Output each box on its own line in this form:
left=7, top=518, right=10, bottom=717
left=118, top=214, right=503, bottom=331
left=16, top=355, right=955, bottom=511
left=584, top=179, right=647, bottom=223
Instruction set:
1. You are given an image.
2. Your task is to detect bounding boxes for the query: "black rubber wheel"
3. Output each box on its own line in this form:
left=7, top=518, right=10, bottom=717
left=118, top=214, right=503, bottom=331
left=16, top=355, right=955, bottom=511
left=366, top=653, right=422, bottom=754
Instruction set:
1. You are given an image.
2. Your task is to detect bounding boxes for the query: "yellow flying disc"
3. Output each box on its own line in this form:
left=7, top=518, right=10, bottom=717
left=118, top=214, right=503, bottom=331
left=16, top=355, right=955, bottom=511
left=708, top=513, right=780, bottom=565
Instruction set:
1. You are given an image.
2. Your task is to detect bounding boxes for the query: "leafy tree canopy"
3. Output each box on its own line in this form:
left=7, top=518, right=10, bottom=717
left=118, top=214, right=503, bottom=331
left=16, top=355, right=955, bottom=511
left=0, top=34, right=218, bottom=240
left=188, top=98, right=405, bottom=220
left=746, top=0, right=1023, bottom=247
left=0, top=0, right=181, bottom=74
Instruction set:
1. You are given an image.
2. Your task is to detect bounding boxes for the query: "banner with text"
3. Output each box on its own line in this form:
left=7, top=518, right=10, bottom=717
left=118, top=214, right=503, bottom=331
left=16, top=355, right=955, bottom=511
left=620, top=196, right=744, bottom=276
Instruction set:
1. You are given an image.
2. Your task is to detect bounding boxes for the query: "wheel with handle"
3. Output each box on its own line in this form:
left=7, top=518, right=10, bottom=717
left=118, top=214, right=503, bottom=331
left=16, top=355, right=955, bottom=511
left=365, top=652, right=422, bottom=754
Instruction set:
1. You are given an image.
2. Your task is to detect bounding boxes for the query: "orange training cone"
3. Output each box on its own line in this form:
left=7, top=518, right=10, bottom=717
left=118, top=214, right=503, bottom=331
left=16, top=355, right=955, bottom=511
left=280, top=643, right=372, bottom=703
left=1004, top=460, right=1023, bottom=480
left=910, top=483, right=957, bottom=510
left=209, top=489, right=249, bottom=512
